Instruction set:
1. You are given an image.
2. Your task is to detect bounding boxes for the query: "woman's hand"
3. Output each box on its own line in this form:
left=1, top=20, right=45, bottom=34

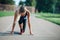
left=11, top=11, right=18, bottom=34
left=30, top=31, right=33, bottom=35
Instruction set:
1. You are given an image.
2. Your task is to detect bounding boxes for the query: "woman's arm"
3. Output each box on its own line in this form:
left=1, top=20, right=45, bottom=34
left=11, top=11, right=18, bottom=33
left=27, top=11, right=32, bottom=35
left=13, top=11, right=18, bottom=23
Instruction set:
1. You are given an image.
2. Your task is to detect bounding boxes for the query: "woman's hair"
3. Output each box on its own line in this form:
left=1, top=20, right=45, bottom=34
left=19, top=6, right=25, bottom=13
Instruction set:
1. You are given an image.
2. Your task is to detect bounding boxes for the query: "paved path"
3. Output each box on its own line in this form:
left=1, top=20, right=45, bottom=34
left=0, top=14, right=60, bottom=40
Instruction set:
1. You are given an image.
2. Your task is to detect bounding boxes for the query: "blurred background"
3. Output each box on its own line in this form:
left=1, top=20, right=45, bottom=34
left=0, top=0, right=60, bottom=25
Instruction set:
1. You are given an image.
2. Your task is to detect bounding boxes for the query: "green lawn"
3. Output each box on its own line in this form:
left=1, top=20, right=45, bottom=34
left=0, top=11, right=14, bottom=17
left=36, top=12, right=60, bottom=25
left=0, top=11, right=60, bottom=25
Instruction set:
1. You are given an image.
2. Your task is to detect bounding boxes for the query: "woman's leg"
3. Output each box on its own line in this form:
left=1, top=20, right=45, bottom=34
left=18, top=18, right=23, bottom=34
left=19, top=23, right=23, bottom=34
left=23, top=19, right=26, bottom=33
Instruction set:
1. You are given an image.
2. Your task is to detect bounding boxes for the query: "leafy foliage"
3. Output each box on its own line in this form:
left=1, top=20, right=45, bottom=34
left=0, top=0, right=15, bottom=5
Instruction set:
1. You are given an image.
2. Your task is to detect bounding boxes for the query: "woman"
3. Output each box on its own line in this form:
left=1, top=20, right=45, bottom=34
left=11, top=6, right=32, bottom=35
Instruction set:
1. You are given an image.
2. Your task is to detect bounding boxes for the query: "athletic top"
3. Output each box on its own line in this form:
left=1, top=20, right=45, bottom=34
left=20, top=12, right=27, bottom=20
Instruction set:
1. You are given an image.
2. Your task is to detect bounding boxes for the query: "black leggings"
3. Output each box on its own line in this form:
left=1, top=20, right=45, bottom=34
left=18, top=18, right=26, bottom=32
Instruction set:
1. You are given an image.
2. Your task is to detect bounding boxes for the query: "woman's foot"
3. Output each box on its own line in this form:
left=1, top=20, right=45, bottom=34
left=19, top=30, right=25, bottom=35
left=19, top=32, right=22, bottom=35
left=22, top=30, right=25, bottom=33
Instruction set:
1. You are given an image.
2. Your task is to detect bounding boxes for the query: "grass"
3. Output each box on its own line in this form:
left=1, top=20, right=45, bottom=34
left=0, top=11, right=60, bottom=25
left=0, top=11, right=14, bottom=17
left=36, top=12, right=60, bottom=25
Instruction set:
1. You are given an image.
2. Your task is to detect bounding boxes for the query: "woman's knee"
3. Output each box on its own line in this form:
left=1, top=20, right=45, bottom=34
left=19, top=23, right=23, bottom=28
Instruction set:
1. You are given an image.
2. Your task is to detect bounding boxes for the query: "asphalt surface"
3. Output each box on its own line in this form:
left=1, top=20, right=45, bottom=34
left=0, top=14, right=60, bottom=40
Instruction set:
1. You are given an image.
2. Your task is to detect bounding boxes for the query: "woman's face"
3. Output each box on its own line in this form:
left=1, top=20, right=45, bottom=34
left=20, top=11, right=26, bottom=16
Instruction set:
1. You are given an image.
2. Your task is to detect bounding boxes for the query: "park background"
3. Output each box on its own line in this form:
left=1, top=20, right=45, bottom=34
left=0, top=0, right=60, bottom=25
left=0, top=0, right=60, bottom=40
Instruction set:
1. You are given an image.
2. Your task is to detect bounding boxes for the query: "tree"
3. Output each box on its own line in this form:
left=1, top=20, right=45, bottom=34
left=19, top=0, right=26, bottom=6
left=35, top=0, right=54, bottom=13
left=0, top=0, right=15, bottom=5
left=25, top=0, right=32, bottom=6
left=32, top=0, right=36, bottom=6
left=19, top=1, right=24, bottom=5
left=55, top=0, right=60, bottom=13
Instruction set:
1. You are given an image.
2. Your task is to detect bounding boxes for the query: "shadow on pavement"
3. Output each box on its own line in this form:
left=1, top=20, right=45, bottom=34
left=0, top=31, right=20, bottom=36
